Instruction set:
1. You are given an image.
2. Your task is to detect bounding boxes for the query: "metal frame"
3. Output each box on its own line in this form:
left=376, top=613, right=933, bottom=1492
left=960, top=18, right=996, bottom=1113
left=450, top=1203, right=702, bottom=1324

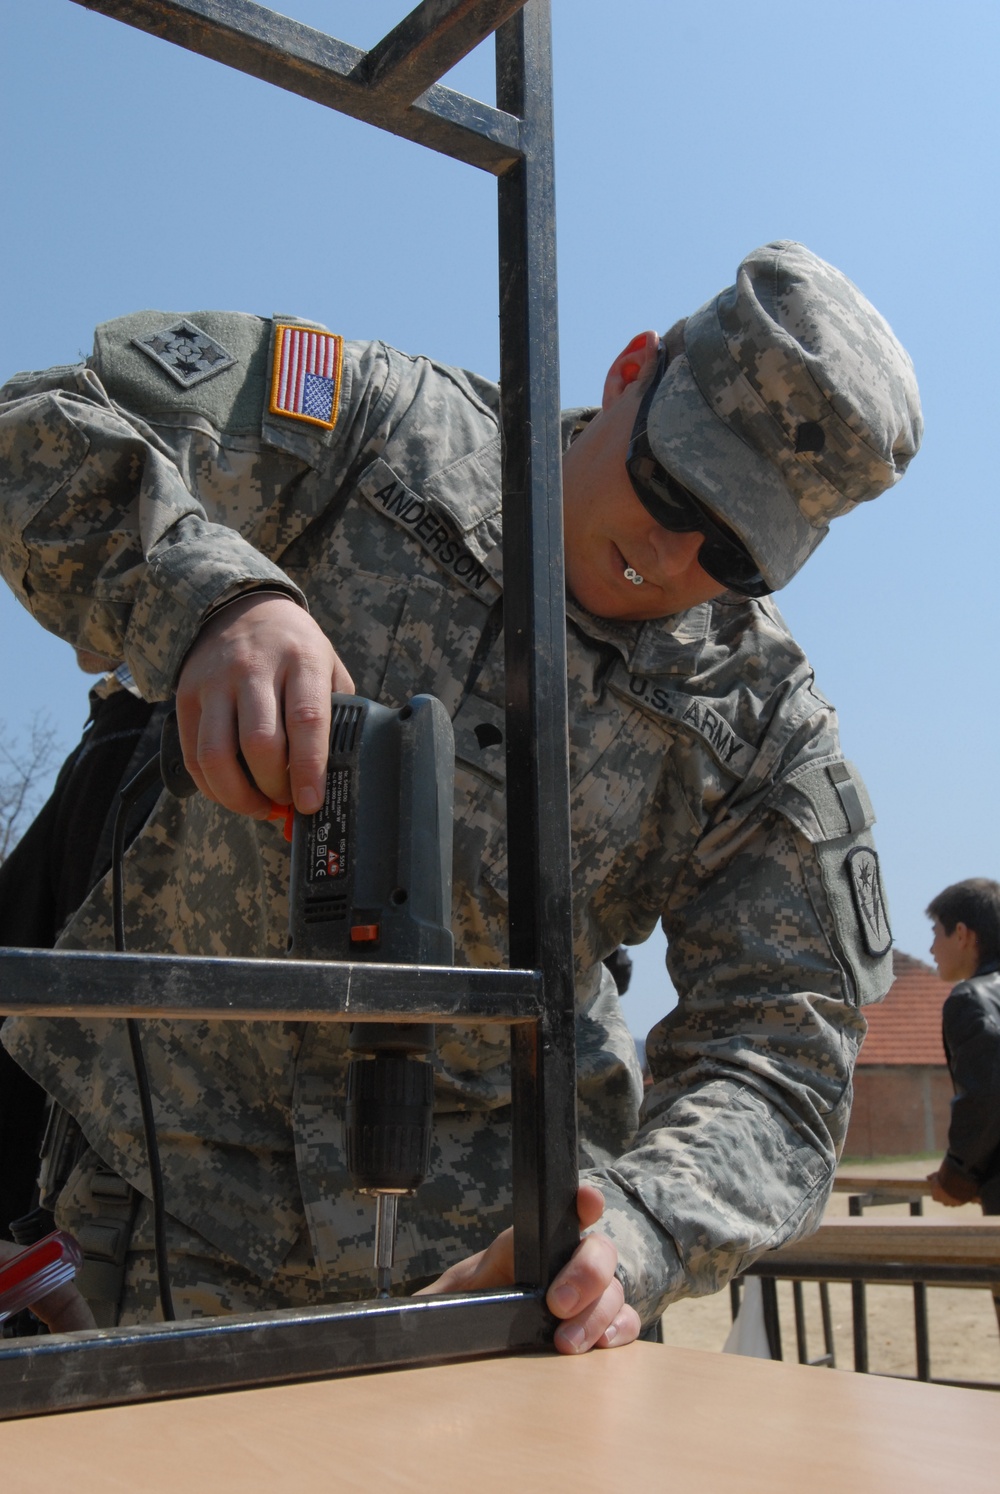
left=728, top=1277, right=837, bottom=1369
left=0, top=0, right=578, bottom=1419
left=846, top=1189, right=929, bottom=1379
left=745, top=1194, right=1000, bottom=1391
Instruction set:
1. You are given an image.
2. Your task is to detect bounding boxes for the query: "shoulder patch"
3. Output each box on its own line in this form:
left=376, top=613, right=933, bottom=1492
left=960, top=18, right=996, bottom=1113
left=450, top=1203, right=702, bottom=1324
left=132, top=318, right=236, bottom=389
left=269, top=324, right=343, bottom=430
left=846, top=845, right=892, bottom=957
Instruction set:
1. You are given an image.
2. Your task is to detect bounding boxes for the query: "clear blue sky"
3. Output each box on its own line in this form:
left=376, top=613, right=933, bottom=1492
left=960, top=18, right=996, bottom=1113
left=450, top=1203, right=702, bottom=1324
left=1, top=1, right=997, bottom=1040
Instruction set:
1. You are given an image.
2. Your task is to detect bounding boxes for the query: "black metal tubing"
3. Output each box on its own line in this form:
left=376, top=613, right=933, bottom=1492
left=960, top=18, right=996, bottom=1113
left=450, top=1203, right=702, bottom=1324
left=909, top=1199, right=931, bottom=1382
left=749, top=1261, right=1000, bottom=1286
left=818, top=1281, right=836, bottom=1367
left=495, top=6, right=579, bottom=1291
left=747, top=1265, right=998, bottom=1391
left=0, top=948, right=539, bottom=1024
left=840, top=1189, right=934, bottom=1378
left=0, top=1289, right=550, bottom=1421
left=759, top=1278, right=783, bottom=1360
left=71, top=0, right=523, bottom=173
left=2, top=0, right=582, bottom=1420
left=848, top=1193, right=869, bottom=1373
left=739, top=1277, right=835, bottom=1368
left=361, top=0, right=526, bottom=105
left=747, top=1188, right=997, bottom=1383
left=791, top=1280, right=808, bottom=1363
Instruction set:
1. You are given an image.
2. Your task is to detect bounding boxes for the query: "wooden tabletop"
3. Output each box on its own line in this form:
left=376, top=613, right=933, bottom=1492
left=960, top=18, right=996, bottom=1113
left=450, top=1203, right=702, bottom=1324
left=834, top=1173, right=934, bottom=1197
left=767, top=1215, right=1000, bottom=1268
left=1, top=1340, right=997, bottom=1492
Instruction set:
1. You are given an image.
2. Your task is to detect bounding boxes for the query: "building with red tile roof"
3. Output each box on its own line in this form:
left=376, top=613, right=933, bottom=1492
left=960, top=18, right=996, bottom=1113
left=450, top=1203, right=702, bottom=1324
left=844, top=951, right=954, bottom=1159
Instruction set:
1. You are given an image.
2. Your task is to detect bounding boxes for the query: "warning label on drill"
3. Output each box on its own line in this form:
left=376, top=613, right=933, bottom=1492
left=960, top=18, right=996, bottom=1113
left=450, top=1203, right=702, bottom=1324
left=308, top=766, right=351, bottom=883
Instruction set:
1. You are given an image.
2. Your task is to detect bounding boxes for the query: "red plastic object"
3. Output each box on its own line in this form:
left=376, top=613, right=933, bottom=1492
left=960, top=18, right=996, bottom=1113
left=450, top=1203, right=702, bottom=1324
left=0, top=1231, right=83, bottom=1322
left=350, top=924, right=380, bottom=943
left=264, top=800, right=296, bottom=842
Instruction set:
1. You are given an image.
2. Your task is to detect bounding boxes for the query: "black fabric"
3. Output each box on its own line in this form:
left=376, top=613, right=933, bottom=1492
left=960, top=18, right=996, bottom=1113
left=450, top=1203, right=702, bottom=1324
left=602, top=944, right=633, bottom=996
left=0, top=1046, right=48, bottom=1242
left=0, top=688, right=159, bottom=943
left=0, top=686, right=158, bottom=1237
left=941, top=970, right=1000, bottom=1212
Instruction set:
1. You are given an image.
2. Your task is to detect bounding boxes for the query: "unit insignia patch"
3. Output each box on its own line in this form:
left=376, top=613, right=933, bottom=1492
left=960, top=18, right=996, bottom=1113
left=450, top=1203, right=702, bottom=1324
left=132, top=318, right=236, bottom=388
left=846, top=845, right=892, bottom=957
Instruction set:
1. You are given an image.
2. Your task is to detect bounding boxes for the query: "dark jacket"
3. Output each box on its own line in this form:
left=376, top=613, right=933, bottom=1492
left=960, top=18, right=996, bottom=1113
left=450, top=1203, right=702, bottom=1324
left=940, top=964, right=1000, bottom=1214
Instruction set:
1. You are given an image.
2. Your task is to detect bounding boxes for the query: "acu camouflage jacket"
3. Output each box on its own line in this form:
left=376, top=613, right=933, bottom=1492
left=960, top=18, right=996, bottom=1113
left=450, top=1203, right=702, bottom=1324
left=0, top=311, right=893, bottom=1320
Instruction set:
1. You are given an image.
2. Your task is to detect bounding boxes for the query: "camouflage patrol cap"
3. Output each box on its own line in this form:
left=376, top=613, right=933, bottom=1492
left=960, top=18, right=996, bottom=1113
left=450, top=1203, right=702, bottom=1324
left=648, top=241, right=922, bottom=590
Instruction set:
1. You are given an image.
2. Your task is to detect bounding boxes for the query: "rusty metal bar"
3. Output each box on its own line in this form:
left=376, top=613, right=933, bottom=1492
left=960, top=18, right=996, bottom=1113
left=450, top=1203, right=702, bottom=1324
left=71, top=0, right=522, bottom=172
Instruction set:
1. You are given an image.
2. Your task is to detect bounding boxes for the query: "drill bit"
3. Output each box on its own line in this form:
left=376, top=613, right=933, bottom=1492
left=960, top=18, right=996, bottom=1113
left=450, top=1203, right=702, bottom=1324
left=374, top=1193, right=399, bottom=1299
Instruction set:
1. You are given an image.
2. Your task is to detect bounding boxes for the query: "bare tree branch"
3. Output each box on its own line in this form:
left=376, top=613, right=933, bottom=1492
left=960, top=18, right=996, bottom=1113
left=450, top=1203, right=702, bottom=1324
left=0, top=714, right=66, bottom=863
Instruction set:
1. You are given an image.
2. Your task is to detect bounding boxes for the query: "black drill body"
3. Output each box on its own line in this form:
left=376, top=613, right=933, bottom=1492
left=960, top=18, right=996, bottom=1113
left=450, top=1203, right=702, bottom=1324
left=288, top=694, right=455, bottom=1293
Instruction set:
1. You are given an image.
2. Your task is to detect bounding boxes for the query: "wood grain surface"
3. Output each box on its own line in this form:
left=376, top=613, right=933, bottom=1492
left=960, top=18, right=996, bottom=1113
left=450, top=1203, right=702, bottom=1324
left=767, top=1216, right=1000, bottom=1267
left=833, top=1173, right=934, bottom=1197
left=1, top=1340, right=997, bottom=1492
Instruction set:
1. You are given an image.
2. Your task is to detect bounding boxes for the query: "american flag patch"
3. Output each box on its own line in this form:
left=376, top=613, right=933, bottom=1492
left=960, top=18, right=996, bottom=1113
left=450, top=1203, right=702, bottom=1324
left=269, top=324, right=344, bottom=430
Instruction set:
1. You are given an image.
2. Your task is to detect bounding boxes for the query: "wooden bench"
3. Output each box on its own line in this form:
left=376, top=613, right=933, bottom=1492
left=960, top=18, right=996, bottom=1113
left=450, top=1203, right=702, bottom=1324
left=831, top=1171, right=932, bottom=1207
left=743, top=1216, right=1000, bottom=1384
left=833, top=1172, right=934, bottom=1201
left=759, top=1216, right=1000, bottom=1280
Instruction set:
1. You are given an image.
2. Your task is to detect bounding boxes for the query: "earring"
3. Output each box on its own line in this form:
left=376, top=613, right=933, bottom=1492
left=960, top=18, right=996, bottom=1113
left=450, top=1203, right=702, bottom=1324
left=624, top=566, right=644, bottom=586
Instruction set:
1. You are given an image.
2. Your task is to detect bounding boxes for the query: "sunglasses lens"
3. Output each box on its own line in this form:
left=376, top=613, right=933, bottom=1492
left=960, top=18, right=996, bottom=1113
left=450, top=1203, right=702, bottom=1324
left=697, top=535, right=771, bottom=597
left=626, top=382, right=771, bottom=598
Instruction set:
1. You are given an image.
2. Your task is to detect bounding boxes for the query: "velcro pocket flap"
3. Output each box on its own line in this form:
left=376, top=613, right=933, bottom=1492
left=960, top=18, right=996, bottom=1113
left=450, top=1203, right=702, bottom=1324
left=769, top=759, right=874, bottom=843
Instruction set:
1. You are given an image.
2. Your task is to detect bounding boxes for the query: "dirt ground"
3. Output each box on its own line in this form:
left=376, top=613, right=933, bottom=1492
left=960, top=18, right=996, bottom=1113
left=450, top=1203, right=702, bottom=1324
left=659, top=1157, right=1000, bottom=1387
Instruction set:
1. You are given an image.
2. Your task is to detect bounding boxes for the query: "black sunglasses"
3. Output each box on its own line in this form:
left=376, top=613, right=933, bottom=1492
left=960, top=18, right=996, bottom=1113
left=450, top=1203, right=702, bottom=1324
left=625, top=349, right=773, bottom=598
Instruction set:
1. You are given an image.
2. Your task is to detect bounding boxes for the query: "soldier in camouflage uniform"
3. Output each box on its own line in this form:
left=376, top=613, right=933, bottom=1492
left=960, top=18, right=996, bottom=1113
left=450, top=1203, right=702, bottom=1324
left=0, top=241, right=921, bottom=1349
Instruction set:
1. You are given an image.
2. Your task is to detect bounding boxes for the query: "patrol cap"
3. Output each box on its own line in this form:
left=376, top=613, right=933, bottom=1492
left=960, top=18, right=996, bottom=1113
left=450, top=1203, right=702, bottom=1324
left=648, top=241, right=922, bottom=590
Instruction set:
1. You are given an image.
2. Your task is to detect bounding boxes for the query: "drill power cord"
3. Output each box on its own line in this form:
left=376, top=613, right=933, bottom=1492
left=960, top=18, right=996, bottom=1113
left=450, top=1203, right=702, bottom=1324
left=111, top=755, right=176, bottom=1323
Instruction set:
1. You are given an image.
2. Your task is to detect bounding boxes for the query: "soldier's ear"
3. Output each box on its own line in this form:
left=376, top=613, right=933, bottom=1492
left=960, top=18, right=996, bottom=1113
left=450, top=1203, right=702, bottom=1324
left=602, top=331, right=659, bottom=410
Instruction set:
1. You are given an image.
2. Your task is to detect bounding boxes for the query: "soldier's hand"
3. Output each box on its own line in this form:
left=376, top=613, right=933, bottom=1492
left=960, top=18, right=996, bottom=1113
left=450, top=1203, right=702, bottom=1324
left=176, top=594, right=354, bottom=816
left=0, top=1240, right=97, bottom=1335
left=416, top=1183, right=642, bottom=1353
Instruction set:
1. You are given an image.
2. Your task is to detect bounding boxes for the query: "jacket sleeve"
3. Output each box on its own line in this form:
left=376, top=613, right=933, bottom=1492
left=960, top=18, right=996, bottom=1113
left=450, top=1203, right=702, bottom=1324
left=0, top=361, right=307, bottom=700
left=583, top=752, right=887, bottom=1323
left=942, top=986, right=1000, bottom=1185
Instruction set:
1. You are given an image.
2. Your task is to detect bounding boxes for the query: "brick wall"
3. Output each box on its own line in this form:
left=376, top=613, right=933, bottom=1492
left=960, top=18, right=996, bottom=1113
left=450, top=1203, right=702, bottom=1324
left=845, top=1064, right=953, bottom=1159
left=841, top=952, right=954, bottom=1158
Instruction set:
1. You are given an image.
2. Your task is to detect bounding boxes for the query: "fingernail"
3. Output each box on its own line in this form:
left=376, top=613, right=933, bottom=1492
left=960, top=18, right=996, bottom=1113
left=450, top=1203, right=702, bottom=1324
left=549, top=1283, right=579, bottom=1315
left=559, top=1323, right=587, bottom=1354
left=299, top=787, right=322, bottom=814
left=603, top=1321, right=618, bottom=1345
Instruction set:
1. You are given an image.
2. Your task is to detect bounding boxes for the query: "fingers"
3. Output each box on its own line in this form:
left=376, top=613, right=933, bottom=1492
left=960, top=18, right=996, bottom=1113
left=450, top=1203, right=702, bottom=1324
left=190, top=678, right=271, bottom=817
left=546, top=1230, right=641, bottom=1354
left=415, top=1184, right=643, bottom=1355
left=575, top=1182, right=606, bottom=1231
left=415, top=1227, right=515, bottom=1297
left=176, top=593, right=354, bottom=816
left=283, top=653, right=354, bottom=815
left=34, top=1279, right=98, bottom=1334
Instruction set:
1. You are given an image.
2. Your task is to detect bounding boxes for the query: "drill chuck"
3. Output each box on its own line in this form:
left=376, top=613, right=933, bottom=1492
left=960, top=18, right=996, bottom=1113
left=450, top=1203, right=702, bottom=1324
left=345, top=1049, right=434, bottom=1194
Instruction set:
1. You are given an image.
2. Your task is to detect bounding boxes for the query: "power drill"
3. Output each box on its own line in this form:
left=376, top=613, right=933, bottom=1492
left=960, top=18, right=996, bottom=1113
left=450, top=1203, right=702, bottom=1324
left=160, top=692, right=454, bottom=1297
left=287, top=694, right=455, bottom=1296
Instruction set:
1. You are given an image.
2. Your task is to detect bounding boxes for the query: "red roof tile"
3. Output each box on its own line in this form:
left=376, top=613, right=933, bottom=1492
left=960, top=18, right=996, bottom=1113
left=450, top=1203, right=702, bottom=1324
left=857, top=950, right=951, bottom=1066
